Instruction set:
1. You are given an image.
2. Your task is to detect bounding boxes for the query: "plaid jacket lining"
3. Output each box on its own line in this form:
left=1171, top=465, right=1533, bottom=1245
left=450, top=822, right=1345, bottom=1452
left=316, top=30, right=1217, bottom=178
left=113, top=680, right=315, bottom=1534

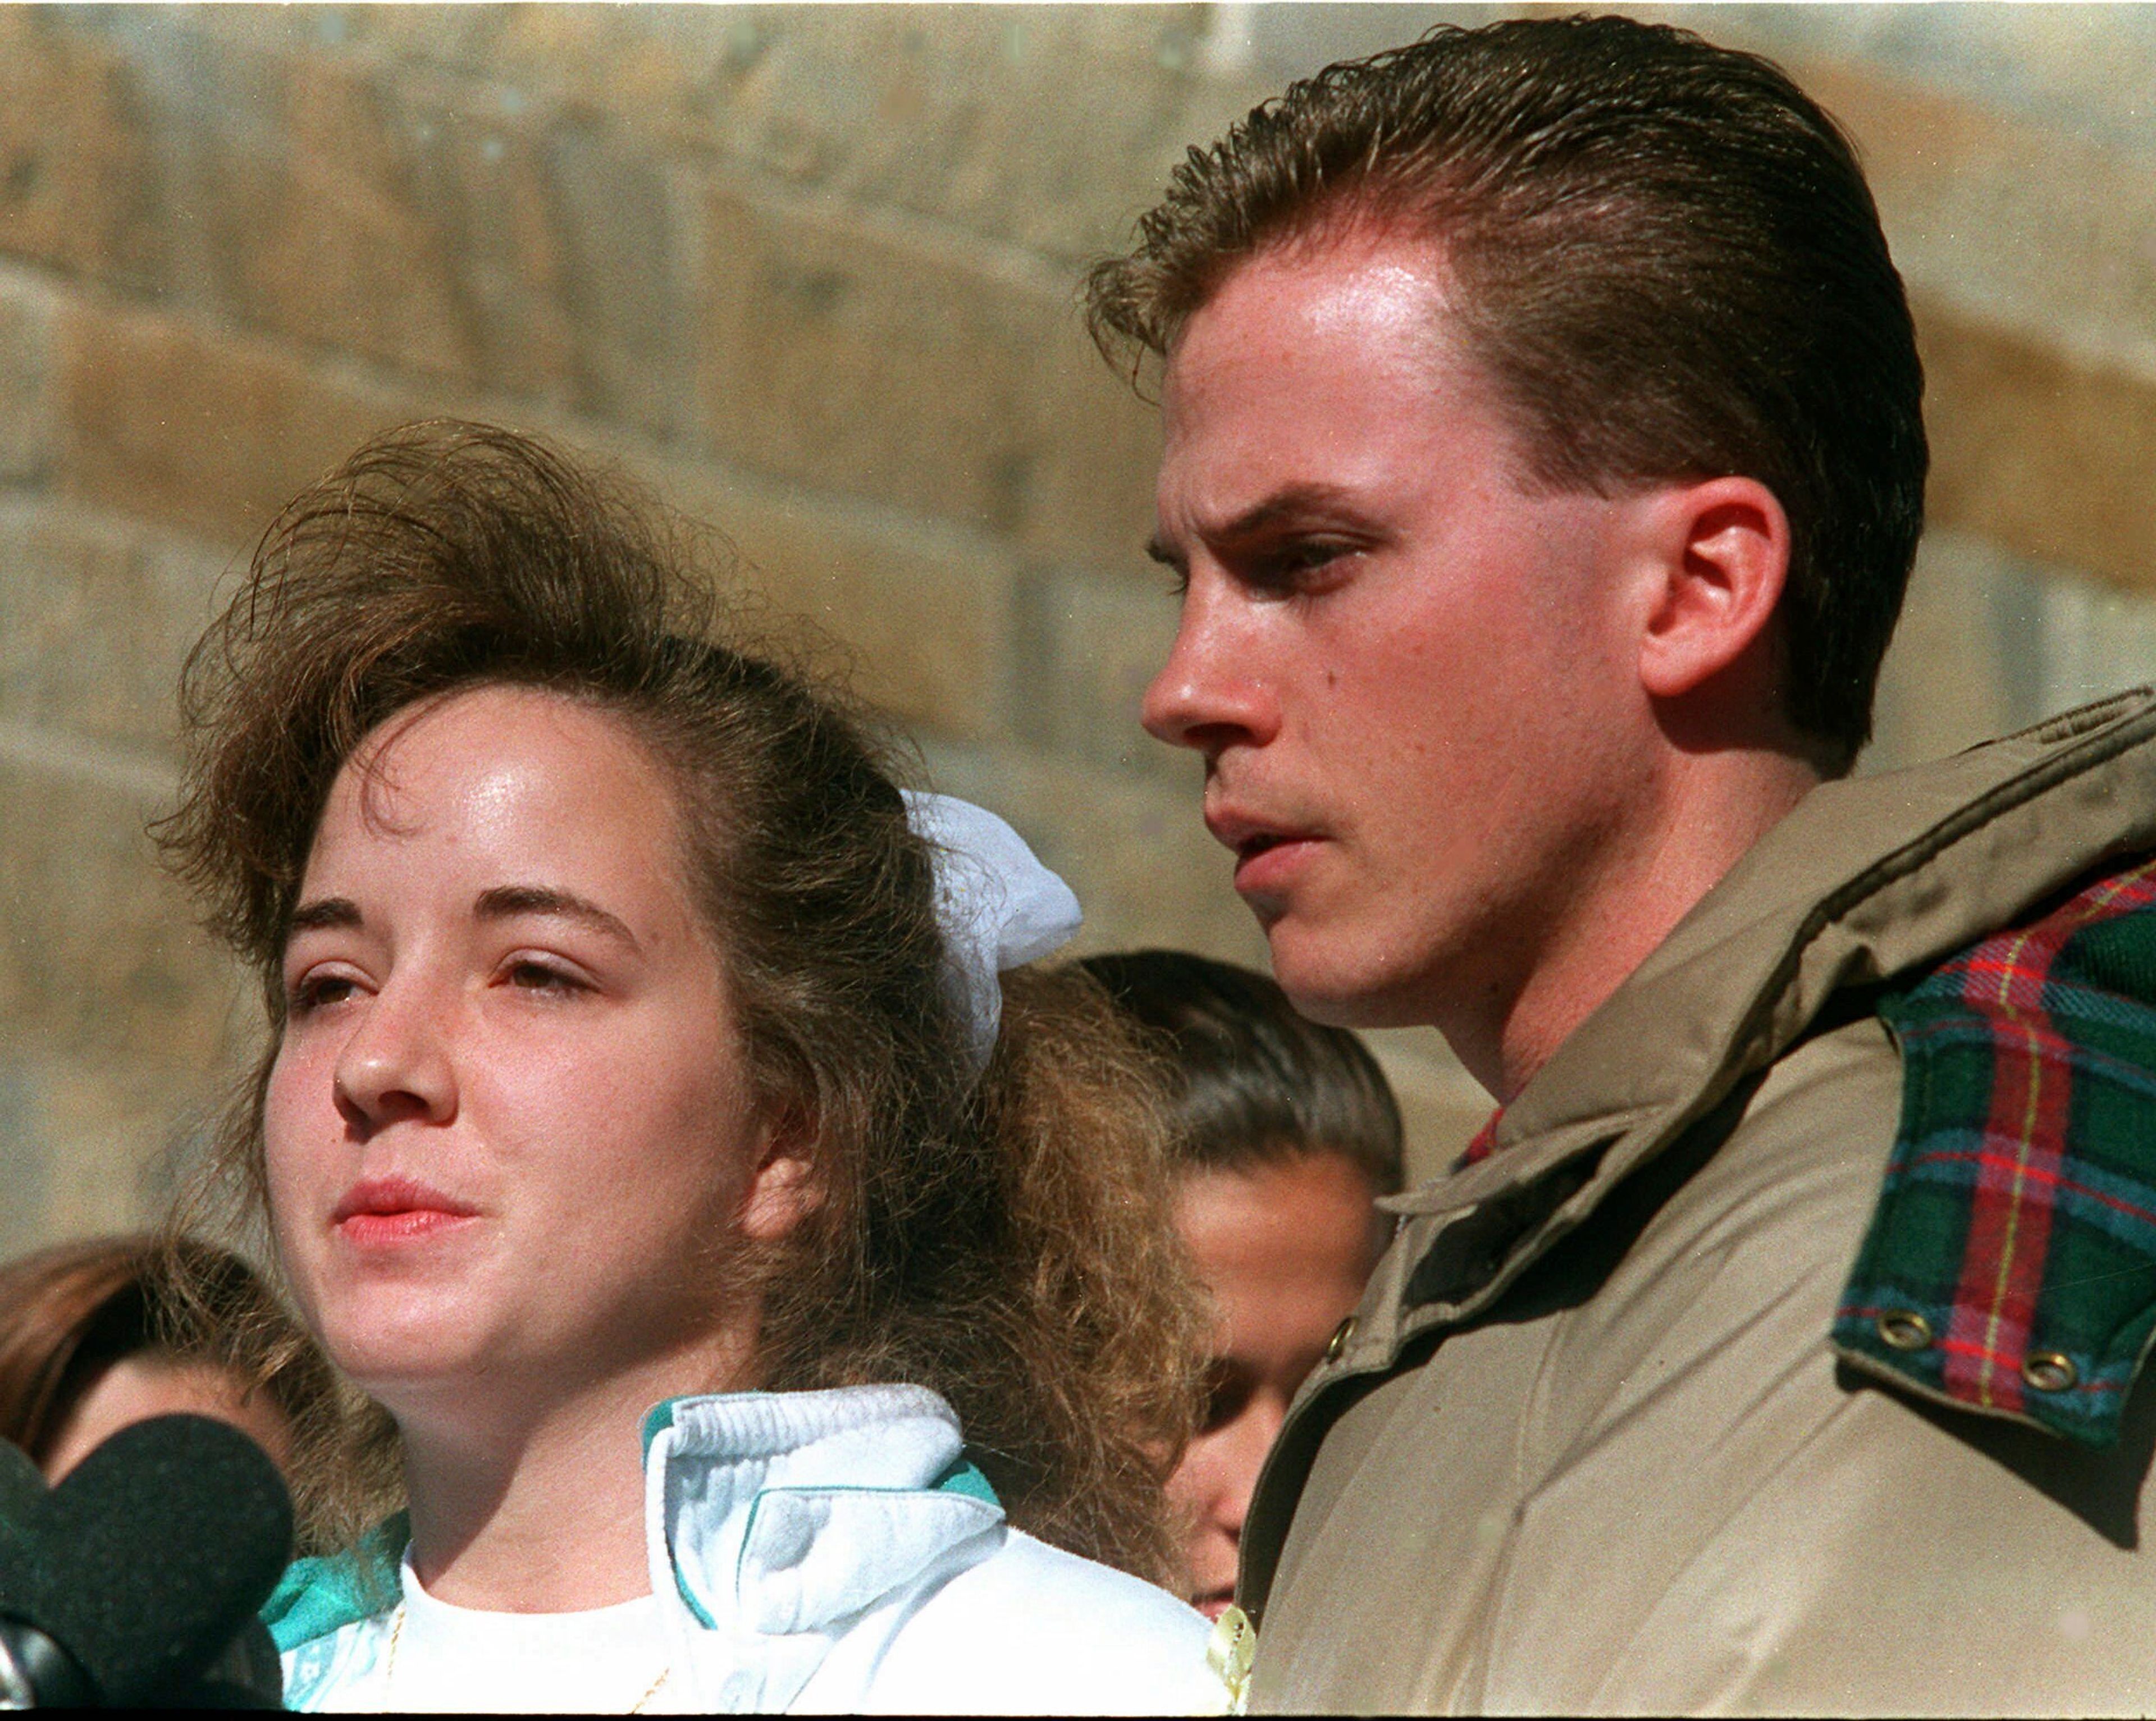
left=1836, top=854, right=2156, bottom=1445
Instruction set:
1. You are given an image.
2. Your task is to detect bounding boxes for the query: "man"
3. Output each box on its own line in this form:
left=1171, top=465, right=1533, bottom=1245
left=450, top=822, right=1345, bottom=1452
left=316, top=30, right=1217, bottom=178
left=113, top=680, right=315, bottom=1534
left=1087, top=15, right=2156, bottom=1714
left=1080, top=949, right=1403, bottom=1622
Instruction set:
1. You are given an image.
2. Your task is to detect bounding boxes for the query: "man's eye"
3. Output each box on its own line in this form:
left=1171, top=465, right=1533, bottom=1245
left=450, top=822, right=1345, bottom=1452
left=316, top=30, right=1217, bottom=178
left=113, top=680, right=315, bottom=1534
left=1250, top=540, right=1351, bottom=589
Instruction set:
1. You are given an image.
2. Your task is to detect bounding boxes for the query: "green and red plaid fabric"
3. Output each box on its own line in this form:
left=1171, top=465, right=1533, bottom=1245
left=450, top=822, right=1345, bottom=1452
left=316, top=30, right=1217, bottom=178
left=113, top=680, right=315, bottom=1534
left=1835, top=853, right=2156, bottom=1446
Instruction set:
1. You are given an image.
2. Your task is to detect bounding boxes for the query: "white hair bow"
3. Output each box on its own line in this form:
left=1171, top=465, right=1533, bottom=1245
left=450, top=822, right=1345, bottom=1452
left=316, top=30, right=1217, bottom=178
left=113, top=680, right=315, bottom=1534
left=901, top=790, right=1083, bottom=1076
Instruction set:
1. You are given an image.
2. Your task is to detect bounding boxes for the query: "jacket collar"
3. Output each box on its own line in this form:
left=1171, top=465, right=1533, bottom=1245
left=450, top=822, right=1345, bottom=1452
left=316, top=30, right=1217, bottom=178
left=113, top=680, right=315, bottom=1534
left=643, top=1384, right=1003, bottom=1711
left=1243, top=690, right=2156, bottom=1621
left=643, top=1384, right=1001, bottom=1639
left=1835, top=855, right=2156, bottom=1446
left=269, top=1384, right=1003, bottom=1705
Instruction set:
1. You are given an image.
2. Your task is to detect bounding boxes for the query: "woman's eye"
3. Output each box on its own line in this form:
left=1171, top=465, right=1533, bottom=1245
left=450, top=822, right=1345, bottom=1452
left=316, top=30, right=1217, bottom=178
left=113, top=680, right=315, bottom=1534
left=504, top=958, right=584, bottom=994
left=289, top=973, right=358, bottom=1014
left=1198, top=1359, right=1256, bottom=1434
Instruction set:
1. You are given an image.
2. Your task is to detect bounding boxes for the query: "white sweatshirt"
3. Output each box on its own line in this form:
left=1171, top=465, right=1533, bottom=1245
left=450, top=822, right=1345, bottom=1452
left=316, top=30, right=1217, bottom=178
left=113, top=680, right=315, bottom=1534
left=270, top=1384, right=1227, bottom=1714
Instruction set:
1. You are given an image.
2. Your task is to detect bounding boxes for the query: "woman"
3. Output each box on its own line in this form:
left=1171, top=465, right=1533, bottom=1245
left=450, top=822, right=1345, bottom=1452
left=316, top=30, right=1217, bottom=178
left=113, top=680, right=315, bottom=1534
left=0, top=1233, right=336, bottom=1483
left=158, top=422, right=1220, bottom=1713
left=1080, top=951, right=1403, bottom=1624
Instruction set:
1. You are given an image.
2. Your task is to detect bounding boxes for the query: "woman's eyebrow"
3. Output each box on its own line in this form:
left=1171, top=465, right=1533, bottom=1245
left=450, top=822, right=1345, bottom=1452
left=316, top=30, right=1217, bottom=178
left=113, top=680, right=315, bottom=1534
left=289, top=897, right=363, bottom=935
left=474, top=884, right=642, bottom=953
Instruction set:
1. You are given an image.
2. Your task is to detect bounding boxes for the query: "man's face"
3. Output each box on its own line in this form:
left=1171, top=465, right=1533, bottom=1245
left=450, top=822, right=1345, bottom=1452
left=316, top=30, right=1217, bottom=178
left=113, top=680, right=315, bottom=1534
left=1144, top=231, right=1653, bottom=1036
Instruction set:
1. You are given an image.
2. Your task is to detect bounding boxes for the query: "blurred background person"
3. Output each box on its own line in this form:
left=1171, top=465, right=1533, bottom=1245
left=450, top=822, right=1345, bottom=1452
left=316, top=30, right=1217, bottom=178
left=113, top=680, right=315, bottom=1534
left=1084, top=950, right=1403, bottom=1621
left=0, top=1231, right=337, bottom=1485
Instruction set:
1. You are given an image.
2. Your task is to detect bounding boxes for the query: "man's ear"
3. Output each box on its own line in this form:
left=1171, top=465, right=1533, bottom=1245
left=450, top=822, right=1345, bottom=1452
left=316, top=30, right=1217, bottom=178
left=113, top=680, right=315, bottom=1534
left=737, top=1106, right=824, bottom=1244
left=1632, top=476, right=1791, bottom=701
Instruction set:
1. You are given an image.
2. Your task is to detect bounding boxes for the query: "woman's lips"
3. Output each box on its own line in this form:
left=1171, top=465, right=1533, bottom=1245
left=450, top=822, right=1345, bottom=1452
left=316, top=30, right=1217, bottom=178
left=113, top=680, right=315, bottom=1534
left=1195, top=1592, right=1236, bottom=1623
left=332, top=1176, right=478, bottom=1247
left=337, top=1209, right=473, bottom=1246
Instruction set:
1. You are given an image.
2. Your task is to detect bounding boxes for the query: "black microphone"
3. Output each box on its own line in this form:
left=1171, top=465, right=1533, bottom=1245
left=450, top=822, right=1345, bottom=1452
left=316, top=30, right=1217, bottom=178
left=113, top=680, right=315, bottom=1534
left=0, top=1436, right=62, bottom=1704
left=0, top=1415, right=293, bottom=1708
left=0, top=1437, right=42, bottom=1576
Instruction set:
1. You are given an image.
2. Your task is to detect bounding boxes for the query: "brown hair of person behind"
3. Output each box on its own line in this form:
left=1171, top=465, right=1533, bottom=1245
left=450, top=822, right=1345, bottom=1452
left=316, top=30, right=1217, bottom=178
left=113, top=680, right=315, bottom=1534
left=156, top=419, right=1205, bottom=1583
left=0, top=1234, right=341, bottom=1489
left=1080, top=950, right=1404, bottom=1197
left=1086, top=13, right=1926, bottom=775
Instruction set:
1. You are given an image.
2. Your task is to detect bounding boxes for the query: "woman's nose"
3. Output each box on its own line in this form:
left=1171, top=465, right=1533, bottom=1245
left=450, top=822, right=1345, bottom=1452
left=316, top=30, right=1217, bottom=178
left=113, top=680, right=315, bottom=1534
left=332, top=982, right=457, bottom=1132
left=1213, top=1395, right=1291, bottom=1542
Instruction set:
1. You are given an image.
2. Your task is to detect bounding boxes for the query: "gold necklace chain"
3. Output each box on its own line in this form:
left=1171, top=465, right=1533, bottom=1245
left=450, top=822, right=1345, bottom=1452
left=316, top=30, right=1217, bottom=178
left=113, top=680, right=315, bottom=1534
left=383, top=1600, right=675, bottom=1712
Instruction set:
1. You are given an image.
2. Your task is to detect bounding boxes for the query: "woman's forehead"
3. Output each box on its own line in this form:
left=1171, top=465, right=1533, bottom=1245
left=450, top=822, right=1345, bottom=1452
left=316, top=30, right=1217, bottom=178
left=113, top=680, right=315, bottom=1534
left=307, top=686, right=694, bottom=914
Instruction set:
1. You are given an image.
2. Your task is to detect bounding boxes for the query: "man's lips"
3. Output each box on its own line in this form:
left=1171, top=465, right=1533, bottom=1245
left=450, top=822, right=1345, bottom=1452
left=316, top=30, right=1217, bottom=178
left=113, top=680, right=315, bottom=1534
left=1206, top=806, right=1324, bottom=898
left=332, top=1176, right=478, bottom=1244
left=1204, top=804, right=1323, bottom=859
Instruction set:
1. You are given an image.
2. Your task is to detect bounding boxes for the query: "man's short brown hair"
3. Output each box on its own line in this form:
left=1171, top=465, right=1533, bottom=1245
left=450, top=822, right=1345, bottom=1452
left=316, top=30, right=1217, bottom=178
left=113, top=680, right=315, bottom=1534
left=1086, top=14, right=1926, bottom=774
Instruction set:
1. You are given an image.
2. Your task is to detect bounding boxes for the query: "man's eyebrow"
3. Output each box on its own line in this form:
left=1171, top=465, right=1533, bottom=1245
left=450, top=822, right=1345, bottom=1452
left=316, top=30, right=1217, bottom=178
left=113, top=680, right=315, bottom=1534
left=1150, top=484, right=1371, bottom=565
left=474, top=884, right=642, bottom=952
left=289, top=897, right=363, bottom=935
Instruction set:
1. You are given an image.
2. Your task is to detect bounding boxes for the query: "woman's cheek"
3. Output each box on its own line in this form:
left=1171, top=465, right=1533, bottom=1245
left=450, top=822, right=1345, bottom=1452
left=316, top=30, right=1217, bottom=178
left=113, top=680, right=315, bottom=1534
left=261, top=1048, right=330, bottom=1316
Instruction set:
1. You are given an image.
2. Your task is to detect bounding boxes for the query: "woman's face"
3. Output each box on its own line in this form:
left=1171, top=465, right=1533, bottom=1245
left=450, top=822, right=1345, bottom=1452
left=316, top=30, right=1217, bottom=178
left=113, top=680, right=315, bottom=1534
left=264, top=684, right=797, bottom=1410
left=1168, top=1152, right=1381, bottom=1620
left=42, top=1354, right=295, bottom=1482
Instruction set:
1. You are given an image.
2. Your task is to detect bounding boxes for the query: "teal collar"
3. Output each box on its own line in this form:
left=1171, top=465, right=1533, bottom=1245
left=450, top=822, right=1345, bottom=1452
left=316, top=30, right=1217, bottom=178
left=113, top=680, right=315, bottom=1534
left=263, top=1513, right=408, bottom=1654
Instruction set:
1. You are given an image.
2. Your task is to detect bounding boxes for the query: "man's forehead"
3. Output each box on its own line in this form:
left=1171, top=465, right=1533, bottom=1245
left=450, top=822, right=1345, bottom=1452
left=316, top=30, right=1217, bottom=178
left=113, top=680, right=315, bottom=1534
left=1162, top=241, right=1469, bottom=439
left=1173, top=223, right=1457, bottom=358
left=1154, top=237, right=1497, bottom=542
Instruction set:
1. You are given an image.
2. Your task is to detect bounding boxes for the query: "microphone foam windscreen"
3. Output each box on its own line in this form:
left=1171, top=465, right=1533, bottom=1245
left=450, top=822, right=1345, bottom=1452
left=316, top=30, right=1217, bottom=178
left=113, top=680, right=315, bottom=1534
left=0, top=1438, right=45, bottom=1615
left=0, top=1439, right=41, bottom=1523
left=35, top=1414, right=294, bottom=1706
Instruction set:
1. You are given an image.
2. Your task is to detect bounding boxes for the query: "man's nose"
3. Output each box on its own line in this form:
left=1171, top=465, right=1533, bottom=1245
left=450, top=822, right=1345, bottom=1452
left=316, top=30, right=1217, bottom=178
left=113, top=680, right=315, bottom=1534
left=1140, top=573, right=1278, bottom=758
left=332, top=979, right=458, bottom=1133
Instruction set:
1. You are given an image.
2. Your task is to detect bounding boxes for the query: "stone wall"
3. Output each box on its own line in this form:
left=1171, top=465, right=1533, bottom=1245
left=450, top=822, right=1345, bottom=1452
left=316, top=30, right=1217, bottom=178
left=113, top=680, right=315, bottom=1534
left=2, top=4, right=2153, bottom=1254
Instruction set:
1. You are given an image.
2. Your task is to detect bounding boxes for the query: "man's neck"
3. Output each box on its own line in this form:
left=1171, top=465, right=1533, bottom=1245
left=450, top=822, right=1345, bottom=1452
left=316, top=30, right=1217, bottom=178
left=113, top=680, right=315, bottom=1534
left=1467, top=748, right=1821, bottom=1102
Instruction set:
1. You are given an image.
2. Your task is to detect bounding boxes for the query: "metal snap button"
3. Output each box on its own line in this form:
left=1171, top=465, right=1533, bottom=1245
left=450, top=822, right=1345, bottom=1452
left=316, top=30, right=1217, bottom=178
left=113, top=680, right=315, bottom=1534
left=2022, top=1352, right=2079, bottom=1393
left=1876, top=1310, right=1933, bottom=1351
left=1324, top=1315, right=1358, bottom=1362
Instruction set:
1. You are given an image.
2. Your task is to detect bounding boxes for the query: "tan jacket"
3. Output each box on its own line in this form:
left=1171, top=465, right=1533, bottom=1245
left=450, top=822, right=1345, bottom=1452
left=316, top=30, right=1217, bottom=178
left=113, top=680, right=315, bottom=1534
left=1245, top=692, right=2156, bottom=1715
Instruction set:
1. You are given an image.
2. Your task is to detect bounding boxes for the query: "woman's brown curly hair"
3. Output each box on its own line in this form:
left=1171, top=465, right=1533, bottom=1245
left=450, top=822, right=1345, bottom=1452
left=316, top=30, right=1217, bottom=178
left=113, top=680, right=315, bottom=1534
left=156, top=419, right=1207, bottom=1586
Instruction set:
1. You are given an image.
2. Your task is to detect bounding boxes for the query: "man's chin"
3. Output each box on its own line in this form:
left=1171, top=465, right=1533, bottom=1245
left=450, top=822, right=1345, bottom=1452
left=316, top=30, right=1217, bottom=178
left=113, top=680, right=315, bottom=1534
left=1266, top=929, right=1435, bottom=1029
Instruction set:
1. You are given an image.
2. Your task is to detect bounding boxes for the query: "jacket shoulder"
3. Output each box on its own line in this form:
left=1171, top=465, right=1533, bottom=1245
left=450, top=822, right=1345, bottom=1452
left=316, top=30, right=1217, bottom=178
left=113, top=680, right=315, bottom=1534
left=861, top=1531, right=1224, bottom=1715
left=1837, top=852, right=2156, bottom=1444
left=1521, top=1014, right=1902, bottom=1444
